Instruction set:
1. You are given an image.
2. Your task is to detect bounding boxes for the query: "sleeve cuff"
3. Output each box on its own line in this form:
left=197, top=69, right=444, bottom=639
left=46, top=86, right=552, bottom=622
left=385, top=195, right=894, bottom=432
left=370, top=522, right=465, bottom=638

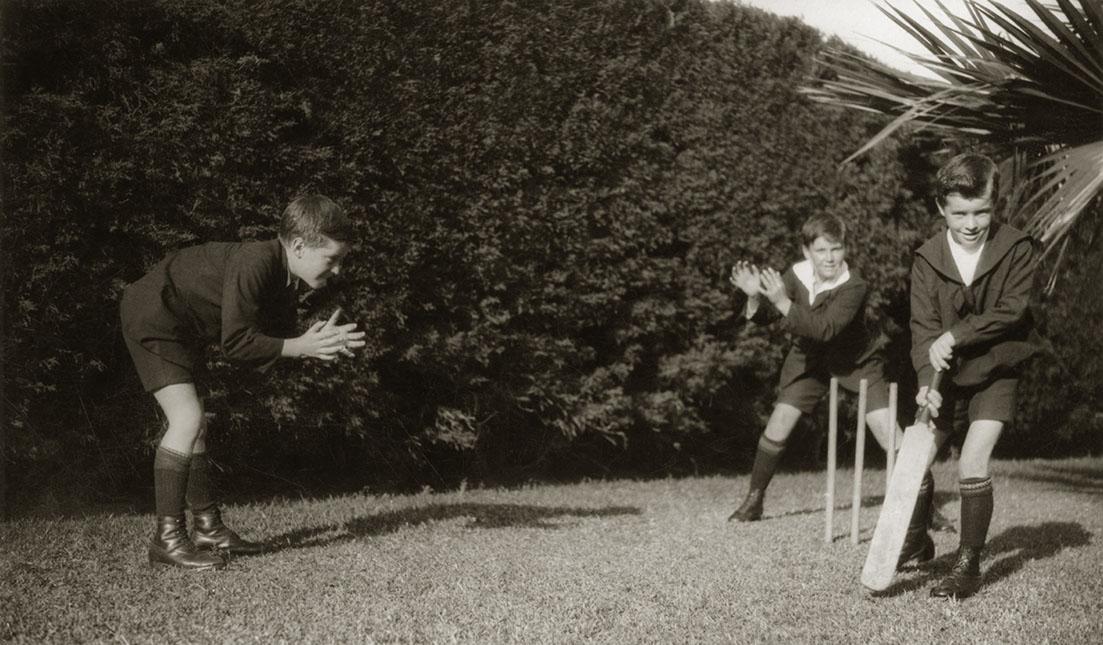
left=947, top=323, right=971, bottom=347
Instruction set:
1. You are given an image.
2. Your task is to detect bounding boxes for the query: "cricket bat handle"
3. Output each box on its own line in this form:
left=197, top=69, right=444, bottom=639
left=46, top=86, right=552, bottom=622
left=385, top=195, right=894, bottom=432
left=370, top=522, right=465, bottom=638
left=913, top=371, right=943, bottom=426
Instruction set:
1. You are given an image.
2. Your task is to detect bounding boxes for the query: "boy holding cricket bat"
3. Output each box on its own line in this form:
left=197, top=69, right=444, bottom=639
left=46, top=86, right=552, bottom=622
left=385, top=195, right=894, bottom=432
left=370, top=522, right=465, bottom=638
left=908, top=152, right=1038, bottom=598
left=727, top=213, right=903, bottom=522
left=120, top=195, right=366, bottom=570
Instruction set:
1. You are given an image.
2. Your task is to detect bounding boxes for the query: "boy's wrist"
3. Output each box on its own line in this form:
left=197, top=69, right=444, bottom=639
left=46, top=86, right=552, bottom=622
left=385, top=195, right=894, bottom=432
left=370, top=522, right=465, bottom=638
left=771, top=295, right=791, bottom=316
left=280, top=337, right=301, bottom=359
left=744, top=295, right=760, bottom=318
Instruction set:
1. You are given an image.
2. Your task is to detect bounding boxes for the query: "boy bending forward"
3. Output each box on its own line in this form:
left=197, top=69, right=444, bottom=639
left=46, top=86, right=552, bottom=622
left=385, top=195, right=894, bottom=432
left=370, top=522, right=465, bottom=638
left=121, top=195, right=365, bottom=570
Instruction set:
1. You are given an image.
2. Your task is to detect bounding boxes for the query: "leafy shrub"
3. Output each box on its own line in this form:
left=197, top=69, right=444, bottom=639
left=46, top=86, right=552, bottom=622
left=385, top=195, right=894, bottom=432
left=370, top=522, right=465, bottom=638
left=4, top=0, right=1093, bottom=509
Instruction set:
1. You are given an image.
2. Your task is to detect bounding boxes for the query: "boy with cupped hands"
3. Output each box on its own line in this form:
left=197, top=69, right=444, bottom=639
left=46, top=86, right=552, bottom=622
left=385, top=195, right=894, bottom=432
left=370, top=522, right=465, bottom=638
left=121, top=195, right=366, bottom=570
left=728, top=214, right=903, bottom=523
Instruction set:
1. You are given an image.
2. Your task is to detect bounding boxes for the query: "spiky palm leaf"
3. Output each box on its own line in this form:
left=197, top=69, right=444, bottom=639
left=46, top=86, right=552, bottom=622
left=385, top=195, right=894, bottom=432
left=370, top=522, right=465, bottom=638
left=801, top=0, right=1103, bottom=288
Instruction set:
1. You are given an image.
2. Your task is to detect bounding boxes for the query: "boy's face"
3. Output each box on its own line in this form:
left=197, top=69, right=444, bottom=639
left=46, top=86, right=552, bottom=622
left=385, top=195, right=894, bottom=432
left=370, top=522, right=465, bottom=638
left=288, top=235, right=350, bottom=289
left=802, top=235, right=846, bottom=283
left=939, top=190, right=993, bottom=251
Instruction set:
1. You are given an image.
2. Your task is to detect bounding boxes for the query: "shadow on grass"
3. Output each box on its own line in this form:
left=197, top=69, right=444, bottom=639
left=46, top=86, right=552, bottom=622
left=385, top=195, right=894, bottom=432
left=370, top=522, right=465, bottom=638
left=876, top=521, right=1092, bottom=597
left=768, top=492, right=958, bottom=534
left=1003, top=463, right=1103, bottom=495
left=264, top=502, right=642, bottom=553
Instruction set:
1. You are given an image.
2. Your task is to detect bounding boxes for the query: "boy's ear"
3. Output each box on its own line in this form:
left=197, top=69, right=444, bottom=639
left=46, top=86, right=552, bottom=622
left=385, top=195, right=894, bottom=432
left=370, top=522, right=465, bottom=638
left=288, top=236, right=306, bottom=256
left=801, top=244, right=812, bottom=261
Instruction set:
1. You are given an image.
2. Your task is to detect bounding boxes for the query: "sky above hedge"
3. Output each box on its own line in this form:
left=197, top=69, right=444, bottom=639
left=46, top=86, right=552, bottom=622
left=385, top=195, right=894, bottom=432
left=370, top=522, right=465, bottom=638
left=740, top=0, right=1035, bottom=79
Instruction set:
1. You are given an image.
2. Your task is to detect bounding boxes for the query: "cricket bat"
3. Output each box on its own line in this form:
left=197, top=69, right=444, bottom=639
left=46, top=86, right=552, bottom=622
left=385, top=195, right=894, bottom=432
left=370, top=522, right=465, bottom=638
left=860, top=371, right=943, bottom=592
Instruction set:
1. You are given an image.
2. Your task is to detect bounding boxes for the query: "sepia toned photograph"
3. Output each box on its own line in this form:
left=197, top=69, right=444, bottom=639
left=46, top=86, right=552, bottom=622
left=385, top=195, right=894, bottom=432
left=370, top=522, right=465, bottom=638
left=2, top=0, right=1101, bottom=642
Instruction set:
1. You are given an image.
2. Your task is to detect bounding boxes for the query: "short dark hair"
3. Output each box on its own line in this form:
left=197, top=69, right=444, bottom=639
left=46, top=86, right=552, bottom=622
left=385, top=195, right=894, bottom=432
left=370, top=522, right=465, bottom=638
left=801, top=213, right=846, bottom=247
left=278, top=194, right=353, bottom=246
left=935, top=153, right=999, bottom=206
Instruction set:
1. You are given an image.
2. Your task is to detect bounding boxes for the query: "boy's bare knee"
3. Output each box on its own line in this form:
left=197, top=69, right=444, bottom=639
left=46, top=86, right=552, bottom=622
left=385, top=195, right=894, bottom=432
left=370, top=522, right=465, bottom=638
left=863, top=408, right=898, bottom=447
left=763, top=404, right=802, bottom=442
left=957, top=459, right=990, bottom=480
left=159, top=405, right=205, bottom=446
left=154, top=384, right=204, bottom=435
left=166, top=409, right=204, bottom=437
left=864, top=408, right=891, bottom=430
left=957, top=420, right=1002, bottom=479
left=957, top=447, right=993, bottom=479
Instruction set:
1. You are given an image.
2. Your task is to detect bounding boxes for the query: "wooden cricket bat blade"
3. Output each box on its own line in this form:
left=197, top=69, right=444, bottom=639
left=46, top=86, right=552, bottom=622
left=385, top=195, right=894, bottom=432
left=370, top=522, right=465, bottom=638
left=860, top=422, right=937, bottom=591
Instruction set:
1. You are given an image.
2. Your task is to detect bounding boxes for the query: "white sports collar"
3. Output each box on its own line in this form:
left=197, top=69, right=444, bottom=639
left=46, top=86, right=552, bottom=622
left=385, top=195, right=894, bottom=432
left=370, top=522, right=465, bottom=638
left=946, top=229, right=986, bottom=285
left=792, top=259, right=850, bottom=304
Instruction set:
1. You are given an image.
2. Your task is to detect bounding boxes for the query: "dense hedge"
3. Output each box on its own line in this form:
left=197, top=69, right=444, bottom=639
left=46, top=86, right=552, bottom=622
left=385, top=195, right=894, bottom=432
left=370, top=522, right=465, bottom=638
left=3, top=0, right=1098, bottom=508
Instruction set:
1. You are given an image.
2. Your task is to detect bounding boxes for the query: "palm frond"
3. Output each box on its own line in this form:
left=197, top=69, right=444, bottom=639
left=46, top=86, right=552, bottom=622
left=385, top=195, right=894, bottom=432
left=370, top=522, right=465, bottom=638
left=976, top=3, right=1103, bottom=95
left=1020, top=141, right=1103, bottom=248
left=802, top=0, right=1103, bottom=285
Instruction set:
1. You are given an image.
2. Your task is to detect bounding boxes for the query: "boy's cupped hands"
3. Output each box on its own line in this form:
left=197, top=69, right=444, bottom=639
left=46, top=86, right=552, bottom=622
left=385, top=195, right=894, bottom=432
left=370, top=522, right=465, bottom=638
left=299, top=307, right=366, bottom=360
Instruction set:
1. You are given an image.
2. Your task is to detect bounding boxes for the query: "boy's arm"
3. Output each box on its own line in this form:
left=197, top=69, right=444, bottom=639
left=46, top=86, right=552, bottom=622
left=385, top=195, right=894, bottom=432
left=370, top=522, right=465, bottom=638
left=745, top=293, right=776, bottom=325
left=220, top=256, right=288, bottom=370
left=910, top=257, right=943, bottom=386
left=782, top=277, right=864, bottom=343
left=947, top=240, right=1036, bottom=349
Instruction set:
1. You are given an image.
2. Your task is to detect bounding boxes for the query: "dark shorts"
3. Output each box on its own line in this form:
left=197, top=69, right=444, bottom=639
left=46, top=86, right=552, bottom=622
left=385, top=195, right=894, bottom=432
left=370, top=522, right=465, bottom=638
left=932, top=377, right=1019, bottom=433
left=777, top=363, right=891, bottom=415
left=120, top=283, right=198, bottom=392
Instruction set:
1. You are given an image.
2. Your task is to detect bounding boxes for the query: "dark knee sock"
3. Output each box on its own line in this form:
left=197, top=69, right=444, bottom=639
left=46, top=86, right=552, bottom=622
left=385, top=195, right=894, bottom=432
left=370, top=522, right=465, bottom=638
left=154, top=447, right=191, bottom=517
left=908, top=470, right=934, bottom=530
left=959, top=477, right=994, bottom=549
left=748, top=436, right=786, bottom=492
left=186, top=452, right=216, bottom=514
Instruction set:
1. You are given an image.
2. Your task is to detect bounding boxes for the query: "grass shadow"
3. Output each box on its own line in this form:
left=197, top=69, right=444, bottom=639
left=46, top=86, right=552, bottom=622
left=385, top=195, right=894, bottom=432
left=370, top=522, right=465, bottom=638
left=767, top=492, right=958, bottom=535
left=875, top=521, right=1092, bottom=597
left=1003, top=464, right=1103, bottom=495
left=264, top=502, right=642, bottom=554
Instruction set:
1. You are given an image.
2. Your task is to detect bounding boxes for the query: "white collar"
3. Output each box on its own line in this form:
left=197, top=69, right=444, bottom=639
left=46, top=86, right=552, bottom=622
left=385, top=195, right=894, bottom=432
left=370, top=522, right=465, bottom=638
left=946, top=229, right=986, bottom=256
left=793, top=259, right=850, bottom=304
left=946, top=229, right=986, bottom=285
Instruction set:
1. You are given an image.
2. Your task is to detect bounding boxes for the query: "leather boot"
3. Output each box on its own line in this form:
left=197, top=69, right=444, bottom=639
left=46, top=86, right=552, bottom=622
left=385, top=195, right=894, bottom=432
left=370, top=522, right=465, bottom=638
left=727, top=489, right=764, bottom=522
left=897, top=472, right=935, bottom=569
left=192, top=506, right=265, bottom=556
left=149, top=514, right=226, bottom=570
left=896, top=529, right=935, bottom=570
left=930, top=546, right=982, bottom=599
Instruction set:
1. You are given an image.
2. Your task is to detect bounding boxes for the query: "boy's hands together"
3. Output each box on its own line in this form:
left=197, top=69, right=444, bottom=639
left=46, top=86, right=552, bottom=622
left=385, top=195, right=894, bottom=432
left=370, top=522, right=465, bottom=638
left=730, top=262, right=790, bottom=315
left=288, top=307, right=366, bottom=361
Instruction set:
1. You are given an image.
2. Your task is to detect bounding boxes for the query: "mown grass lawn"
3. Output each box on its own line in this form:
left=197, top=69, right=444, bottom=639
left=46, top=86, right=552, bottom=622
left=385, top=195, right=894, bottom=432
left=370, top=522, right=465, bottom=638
left=2, top=457, right=1101, bottom=643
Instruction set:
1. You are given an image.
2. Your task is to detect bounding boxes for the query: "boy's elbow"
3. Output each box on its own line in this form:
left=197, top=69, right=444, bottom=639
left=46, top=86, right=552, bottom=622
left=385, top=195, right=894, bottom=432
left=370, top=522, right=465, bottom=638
left=220, top=330, right=252, bottom=361
left=220, top=341, right=247, bottom=362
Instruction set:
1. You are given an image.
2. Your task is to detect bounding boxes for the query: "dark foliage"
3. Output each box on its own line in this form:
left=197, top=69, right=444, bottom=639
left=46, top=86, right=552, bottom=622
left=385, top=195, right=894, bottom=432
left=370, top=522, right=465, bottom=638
left=3, top=0, right=1094, bottom=508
